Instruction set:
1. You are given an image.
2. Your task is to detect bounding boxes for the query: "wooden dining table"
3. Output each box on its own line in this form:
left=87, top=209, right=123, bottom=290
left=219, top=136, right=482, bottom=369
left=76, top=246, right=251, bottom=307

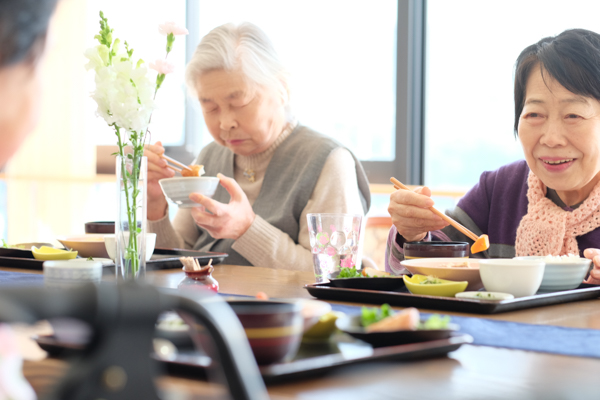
left=7, top=264, right=600, bottom=400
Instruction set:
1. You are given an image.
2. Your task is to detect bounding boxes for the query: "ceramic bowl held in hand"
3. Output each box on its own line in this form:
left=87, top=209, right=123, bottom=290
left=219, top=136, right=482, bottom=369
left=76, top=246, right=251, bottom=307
left=158, top=177, right=220, bottom=208
left=514, top=256, right=592, bottom=292
left=478, top=258, right=545, bottom=297
left=228, top=299, right=303, bottom=365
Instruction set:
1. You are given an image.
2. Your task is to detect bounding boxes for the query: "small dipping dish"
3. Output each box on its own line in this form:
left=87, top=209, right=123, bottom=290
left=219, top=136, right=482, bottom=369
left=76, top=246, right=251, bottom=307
left=404, top=241, right=469, bottom=259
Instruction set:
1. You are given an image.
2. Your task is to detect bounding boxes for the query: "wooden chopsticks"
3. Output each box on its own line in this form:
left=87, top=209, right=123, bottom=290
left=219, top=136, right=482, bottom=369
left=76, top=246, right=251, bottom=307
left=390, top=177, right=479, bottom=242
left=161, top=154, right=192, bottom=173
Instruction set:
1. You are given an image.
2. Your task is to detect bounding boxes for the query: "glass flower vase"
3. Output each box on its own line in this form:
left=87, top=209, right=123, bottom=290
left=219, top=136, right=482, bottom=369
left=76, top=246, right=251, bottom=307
left=115, top=155, right=148, bottom=280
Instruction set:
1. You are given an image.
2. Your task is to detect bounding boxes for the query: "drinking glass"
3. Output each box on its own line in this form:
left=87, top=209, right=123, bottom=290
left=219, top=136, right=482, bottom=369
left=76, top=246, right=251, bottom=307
left=306, top=213, right=363, bottom=283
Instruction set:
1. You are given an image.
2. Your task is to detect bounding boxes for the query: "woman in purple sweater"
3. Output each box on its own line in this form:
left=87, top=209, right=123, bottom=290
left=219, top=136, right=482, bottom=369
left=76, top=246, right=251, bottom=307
left=387, top=29, right=600, bottom=285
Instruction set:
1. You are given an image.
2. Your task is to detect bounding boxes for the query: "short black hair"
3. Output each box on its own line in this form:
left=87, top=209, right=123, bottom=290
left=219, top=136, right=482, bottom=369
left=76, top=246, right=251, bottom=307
left=514, top=29, right=600, bottom=136
left=0, top=0, right=59, bottom=67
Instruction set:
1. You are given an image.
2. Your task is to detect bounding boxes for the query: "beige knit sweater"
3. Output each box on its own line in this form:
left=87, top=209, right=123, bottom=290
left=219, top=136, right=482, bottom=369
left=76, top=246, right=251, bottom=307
left=148, top=125, right=365, bottom=271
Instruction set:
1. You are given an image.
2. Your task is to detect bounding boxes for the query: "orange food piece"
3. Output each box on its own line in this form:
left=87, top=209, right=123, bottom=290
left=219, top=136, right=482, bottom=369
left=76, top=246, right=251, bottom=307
left=471, top=234, right=490, bottom=254
left=255, top=291, right=269, bottom=300
left=181, top=164, right=204, bottom=177
left=366, top=307, right=420, bottom=333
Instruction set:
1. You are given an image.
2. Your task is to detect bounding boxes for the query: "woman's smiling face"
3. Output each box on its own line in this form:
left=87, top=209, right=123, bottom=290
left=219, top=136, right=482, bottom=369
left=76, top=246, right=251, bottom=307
left=518, top=65, right=600, bottom=206
left=196, top=68, right=287, bottom=156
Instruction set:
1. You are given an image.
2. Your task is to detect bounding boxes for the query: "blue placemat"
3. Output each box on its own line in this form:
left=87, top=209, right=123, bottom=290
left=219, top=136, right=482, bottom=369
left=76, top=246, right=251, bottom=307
left=330, top=303, right=600, bottom=359
left=0, top=270, right=44, bottom=286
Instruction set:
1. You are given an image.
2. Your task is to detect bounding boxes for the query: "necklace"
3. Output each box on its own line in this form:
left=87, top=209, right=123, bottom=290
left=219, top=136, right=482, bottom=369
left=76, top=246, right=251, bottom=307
left=243, top=168, right=255, bottom=182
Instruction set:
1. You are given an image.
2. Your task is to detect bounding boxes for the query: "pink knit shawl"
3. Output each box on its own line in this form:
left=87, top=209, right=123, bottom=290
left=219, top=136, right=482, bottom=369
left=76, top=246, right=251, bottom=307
left=515, top=171, right=600, bottom=256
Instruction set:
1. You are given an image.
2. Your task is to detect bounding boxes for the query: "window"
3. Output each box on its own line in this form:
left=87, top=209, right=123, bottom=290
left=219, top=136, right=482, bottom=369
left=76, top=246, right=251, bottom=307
left=424, top=0, right=600, bottom=192
left=188, top=0, right=399, bottom=181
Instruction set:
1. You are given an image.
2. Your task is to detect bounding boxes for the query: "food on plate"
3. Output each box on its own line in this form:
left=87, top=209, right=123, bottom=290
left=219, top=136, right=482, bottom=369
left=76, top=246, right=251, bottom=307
left=303, top=311, right=343, bottom=340
left=338, top=266, right=362, bottom=278
left=366, top=307, right=420, bottom=333
left=419, top=314, right=451, bottom=330
left=543, top=254, right=583, bottom=262
left=361, top=303, right=394, bottom=327
left=337, top=266, right=393, bottom=278
left=440, top=261, right=471, bottom=268
left=361, top=267, right=392, bottom=277
left=455, top=291, right=514, bottom=301
left=361, top=304, right=451, bottom=333
left=419, top=276, right=445, bottom=284
left=181, top=164, right=205, bottom=177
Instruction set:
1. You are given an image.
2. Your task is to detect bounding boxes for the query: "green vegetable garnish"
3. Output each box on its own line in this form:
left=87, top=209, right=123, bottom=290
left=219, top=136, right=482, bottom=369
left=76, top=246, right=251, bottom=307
left=475, top=292, right=492, bottom=298
left=419, top=276, right=443, bottom=285
left=1, top=239, right=7, bottom=248
left=338, top=266, right=362, bottom=278
left=87, top=257, right=94, bottom=261
left=361, top=303, right=394, bottom=327
left=419, top=314, right=451, bottom=330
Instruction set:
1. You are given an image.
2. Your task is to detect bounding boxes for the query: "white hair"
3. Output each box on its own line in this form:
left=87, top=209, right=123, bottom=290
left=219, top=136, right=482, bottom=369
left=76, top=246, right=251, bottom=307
left=185, top=22, right=292, bottom=116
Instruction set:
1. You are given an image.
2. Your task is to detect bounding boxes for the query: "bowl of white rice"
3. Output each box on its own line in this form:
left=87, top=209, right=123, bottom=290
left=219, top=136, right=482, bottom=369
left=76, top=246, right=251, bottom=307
left=514, top=255, right=592, bottom=292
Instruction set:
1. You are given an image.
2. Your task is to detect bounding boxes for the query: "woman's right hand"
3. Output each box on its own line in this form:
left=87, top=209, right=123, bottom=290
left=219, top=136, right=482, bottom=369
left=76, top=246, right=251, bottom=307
left=144, top=141, right=174, bottom=220
left=388, top=186, right=449, bottom=242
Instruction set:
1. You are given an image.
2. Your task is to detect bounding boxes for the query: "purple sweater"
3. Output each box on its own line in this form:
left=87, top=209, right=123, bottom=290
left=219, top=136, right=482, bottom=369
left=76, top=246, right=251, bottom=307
left=386, top=160, right=600, bottom=274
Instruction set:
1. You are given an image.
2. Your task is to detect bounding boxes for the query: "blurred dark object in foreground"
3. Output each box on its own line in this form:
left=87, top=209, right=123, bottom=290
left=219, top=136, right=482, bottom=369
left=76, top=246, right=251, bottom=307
left=0, top=283, right=268, bottom=400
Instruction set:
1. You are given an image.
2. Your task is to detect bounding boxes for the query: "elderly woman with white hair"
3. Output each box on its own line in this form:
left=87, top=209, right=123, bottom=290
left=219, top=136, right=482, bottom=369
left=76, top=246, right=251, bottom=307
left=145, top=22, right=370, bottom=270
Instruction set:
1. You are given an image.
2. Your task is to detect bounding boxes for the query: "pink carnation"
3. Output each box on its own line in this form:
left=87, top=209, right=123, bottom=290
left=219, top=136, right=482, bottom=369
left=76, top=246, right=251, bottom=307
left=149, top=59, right=176, bottom=75
left=158, top=21, right=189, bottom=36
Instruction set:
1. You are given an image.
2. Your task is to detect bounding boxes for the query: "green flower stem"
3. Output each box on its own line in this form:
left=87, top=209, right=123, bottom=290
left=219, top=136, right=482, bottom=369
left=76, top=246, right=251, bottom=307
left=115, top=125, right=141, bottom=277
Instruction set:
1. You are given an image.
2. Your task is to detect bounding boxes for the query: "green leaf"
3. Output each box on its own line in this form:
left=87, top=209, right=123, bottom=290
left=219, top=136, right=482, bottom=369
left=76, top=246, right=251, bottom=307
left=361, top=303, right=394, bottom=327
left=418, top=314, right=451, bottom=330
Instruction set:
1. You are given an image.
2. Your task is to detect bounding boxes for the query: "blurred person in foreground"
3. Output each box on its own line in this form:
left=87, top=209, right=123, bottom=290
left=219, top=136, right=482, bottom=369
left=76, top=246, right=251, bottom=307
left=0, top=1, right=59, bottom=398
left=0, top=0, right=57, bottom=168
left=386, top=28, right=600, bottom=285
left=145, top=22, right=370, bottom=270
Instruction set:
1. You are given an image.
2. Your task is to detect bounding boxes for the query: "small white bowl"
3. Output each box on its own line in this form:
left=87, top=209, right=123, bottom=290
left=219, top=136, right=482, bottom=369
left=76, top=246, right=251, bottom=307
left=478, top=259, right=545, bottom=297
left=104, top=232, right=156, bottom=262
left=514, top=256, right=592, bottom=292
left=158, top=177, right=220, bottom=208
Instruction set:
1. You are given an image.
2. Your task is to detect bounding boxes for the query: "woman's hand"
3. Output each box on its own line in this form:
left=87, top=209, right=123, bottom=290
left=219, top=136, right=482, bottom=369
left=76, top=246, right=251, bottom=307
left=583, top=248, right=600, bottom=284
left=189, top=173, right=256, bottom=240
left=144, top=141, right=174, bottom=220
left=388, top=186, right=448, bottom=242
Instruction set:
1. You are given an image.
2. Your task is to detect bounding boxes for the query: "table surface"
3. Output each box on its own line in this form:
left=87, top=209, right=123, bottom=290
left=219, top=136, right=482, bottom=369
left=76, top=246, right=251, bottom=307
left=8, top=264, right=600, bottom=399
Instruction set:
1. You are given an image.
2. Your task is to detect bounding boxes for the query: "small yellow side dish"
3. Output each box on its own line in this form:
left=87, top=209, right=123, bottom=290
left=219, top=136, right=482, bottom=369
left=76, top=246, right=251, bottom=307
left=32, top=246, right=78, bottom=260
left=403, top=274, right=468, bottom=297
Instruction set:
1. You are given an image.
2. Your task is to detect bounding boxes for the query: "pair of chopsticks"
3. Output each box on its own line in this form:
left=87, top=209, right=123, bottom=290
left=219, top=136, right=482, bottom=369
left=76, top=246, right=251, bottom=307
left=390, top=177, right=490, bottom=254
left=161, top=154, right=192, bottom=174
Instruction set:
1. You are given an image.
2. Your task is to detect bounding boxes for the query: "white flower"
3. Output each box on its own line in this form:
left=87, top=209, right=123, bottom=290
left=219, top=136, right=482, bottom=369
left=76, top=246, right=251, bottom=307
left=149, top=59, right=176, bottom=75
left=84, top=45, right=110, bottom=71
left=158, top=21, right=189, bottom=36
left=89, top=56, right=156, bottom=133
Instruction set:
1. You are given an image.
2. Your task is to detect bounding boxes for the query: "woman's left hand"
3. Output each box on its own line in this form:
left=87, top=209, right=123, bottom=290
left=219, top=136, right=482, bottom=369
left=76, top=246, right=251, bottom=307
left=189, top=173, right=256, bottom=240
left=583, top=248, right=600, bottom=284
